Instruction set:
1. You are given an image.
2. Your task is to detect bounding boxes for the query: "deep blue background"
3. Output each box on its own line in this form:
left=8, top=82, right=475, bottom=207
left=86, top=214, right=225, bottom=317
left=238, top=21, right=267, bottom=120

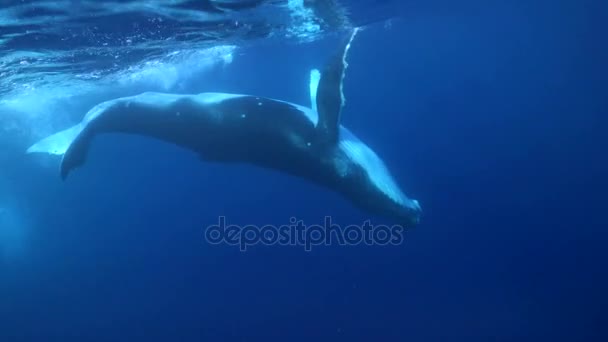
left=1, top=1, right=607, bottom=341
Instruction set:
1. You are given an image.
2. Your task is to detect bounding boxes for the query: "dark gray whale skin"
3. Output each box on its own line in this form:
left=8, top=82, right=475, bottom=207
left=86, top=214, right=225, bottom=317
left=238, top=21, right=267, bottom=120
left=30, top=30, right=422, bottom=227
left=59, top=91, right=421, bottom=227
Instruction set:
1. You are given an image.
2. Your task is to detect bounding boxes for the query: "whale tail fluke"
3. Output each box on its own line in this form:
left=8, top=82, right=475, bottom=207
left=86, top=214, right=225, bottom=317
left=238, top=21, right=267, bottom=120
left=26, top=124, right=83, bottom=156
left=59, top=129, right=92, bottom=180
left=26, top=122, right=92, bottom=180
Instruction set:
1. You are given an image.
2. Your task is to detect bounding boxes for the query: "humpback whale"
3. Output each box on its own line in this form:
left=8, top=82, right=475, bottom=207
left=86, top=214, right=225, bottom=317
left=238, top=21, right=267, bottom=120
left=27, top=29, right=422, bottom=226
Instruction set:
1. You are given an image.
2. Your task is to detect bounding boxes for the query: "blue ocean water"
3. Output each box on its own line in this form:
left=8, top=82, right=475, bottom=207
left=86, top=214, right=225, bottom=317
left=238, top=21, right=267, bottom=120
left=1, top=0, right=607, bottom=341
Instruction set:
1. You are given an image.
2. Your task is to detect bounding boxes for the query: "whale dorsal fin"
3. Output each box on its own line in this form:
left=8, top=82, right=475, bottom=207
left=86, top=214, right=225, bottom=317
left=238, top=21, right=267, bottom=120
left=315, top=28, right=360, bottom=145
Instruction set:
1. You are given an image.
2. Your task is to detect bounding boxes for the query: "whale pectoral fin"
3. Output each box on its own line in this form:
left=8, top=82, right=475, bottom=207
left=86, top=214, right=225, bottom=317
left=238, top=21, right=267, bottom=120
left=309, top=68, right=321, bottom=113
left=315, top=28, right=360, bottom=145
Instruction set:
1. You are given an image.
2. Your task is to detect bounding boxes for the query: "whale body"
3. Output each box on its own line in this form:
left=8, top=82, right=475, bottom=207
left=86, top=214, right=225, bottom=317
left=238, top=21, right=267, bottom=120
left=27, top=29, right=422, bottom=226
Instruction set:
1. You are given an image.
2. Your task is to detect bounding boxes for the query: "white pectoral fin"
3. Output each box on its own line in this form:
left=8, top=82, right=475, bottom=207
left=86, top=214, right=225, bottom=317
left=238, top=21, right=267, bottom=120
left=26, top=124, right=83, bottom=156
left=309, top=68, right=321, bottom=113
left=315, top=27, right=360, bottom=145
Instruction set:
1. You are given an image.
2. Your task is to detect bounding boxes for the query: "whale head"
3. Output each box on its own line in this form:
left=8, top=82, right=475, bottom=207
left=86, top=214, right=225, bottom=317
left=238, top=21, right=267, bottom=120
left=334, top=128, right=422, bottom=227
